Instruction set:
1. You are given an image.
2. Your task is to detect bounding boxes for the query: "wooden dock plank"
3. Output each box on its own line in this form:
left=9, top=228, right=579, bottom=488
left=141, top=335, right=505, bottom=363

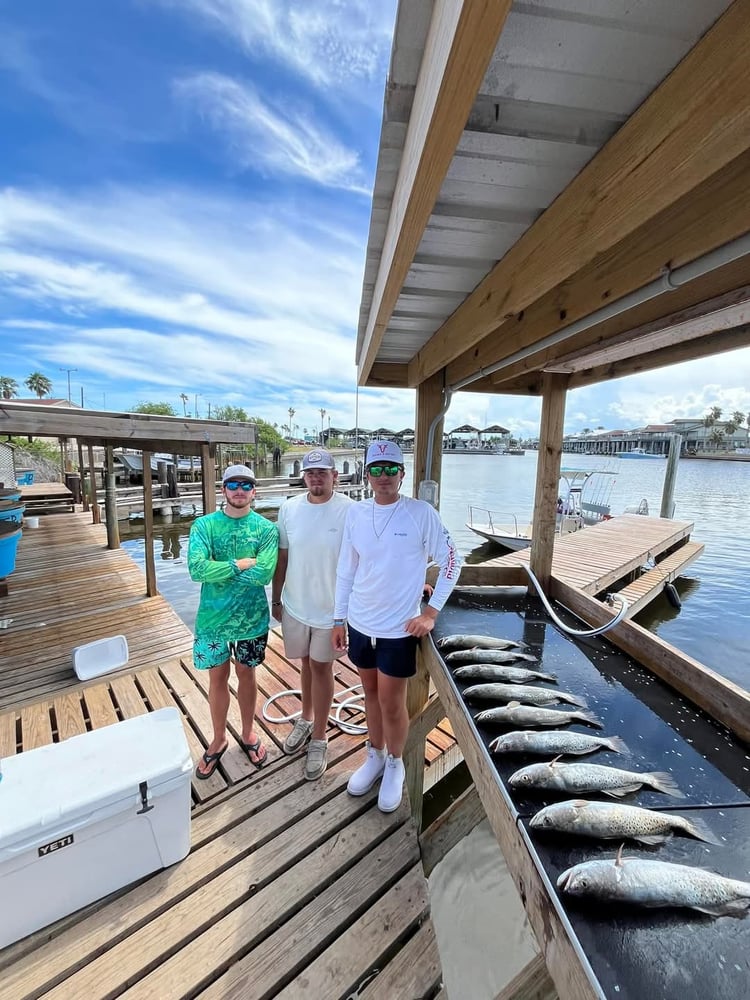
left=356, top=917, right=444, bottom=1000
left=82, top=684, right=119, bottom=729
left=0, top=711, right=16, bottom=756
left=619, top=540, right=704, bottom=617
left=52, top=691, right=88, bottom=740
left=19, top=702, right=53, bottom=749
left=273, top=863, right=430, bottom=1000
left=109, top=675, right=149, bottom=720
left=192, top=819, right=419, bottom=1000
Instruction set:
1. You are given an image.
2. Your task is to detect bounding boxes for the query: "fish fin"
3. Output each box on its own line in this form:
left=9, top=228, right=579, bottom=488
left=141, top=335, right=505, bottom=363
left=518, top=653, right=538, bottom=662
left=606, top=737, right=630, bottom=755
left=577, top=711, right=603, bottom=729
left=615, top=844, right=625, bottom=866
left=561, top=693, right=588, bottom=708
left=633, top=833, right=671, bottom=846
left=603, top=785, right=642, bottom=798
left=571, top=799, right=589, bottom=808
left=647, top=772, right=685, bottom=798
left=683, top=815, right=722, bottom=846
left=694, top=899, right=750, bottom=918
left=550, top=755, right=563, bottom=767
left=538, top=672, right=558, bottom=683
left=507, top=700, right=522, bottom=708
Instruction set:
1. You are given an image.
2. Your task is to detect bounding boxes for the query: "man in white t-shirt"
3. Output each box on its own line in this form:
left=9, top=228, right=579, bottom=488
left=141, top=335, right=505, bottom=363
left=333, top=440, right=462, bottom=813
left=271, top=448, right=354, bottom=780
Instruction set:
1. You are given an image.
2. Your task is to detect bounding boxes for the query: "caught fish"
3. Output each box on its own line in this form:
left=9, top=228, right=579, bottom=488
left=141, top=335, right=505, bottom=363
left=445, top=649, right=538, bottom=664
left=464, top=683, right=586, bottom=708
left=529, top=799, right=720, bottom=845
left=436, top=634, right=526, bottom=651
left=509, top=761, right=684, bottom=798
left=476, top=702, right=602, bottom=729
left=557, top=852, right=750, bottom=918
left=454, top=664, right=557, bottom=684
left=489, top=731, right=629, bottom=757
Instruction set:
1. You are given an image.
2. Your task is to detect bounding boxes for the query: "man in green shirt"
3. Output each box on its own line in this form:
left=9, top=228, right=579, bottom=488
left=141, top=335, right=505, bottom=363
left=188, top=464, right=279, bottom=778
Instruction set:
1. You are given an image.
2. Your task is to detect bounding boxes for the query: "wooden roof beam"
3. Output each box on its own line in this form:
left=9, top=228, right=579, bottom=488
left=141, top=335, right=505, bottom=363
left=356, top=1, right=512, bottom=385
left=446, top=149, right=750, bottom=390
left=408, top=0, right=750, bottom=386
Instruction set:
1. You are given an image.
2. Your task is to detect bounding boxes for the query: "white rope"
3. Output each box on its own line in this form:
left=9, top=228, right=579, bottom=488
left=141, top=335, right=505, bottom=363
left=262, top=679, right=368, bottom=735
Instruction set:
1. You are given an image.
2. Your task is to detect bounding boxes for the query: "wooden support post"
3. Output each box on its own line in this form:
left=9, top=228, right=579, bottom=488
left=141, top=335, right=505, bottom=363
left=201, top=443, right=216, bottom=514
left=528, top=373, right=568, bottom=594
left=404, top=646, right=431, bottom=833
left=58, top=438, right=66, bottom=480
left=660, top=434, right=681, bottom=518
left=104, top=446, right=120, bottom=550
left=142, top=449, right=158, bottom=597
left=87, top=444, right=100, bottom=524
left=157, top=461, right=168, bottom=499
left=414, top=371, right=446, bottom=505
left=77, top=442, right=88, bottom=512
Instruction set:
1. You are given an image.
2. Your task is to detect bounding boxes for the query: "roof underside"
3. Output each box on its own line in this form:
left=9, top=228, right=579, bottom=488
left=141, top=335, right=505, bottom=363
left=357, top=0, right=750, bottom=394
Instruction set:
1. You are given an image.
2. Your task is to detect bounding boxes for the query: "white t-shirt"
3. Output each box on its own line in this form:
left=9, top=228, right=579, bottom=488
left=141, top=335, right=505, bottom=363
left=277, top=490, right=354, bottom=628
left=334, top=495, right=462, bottom=638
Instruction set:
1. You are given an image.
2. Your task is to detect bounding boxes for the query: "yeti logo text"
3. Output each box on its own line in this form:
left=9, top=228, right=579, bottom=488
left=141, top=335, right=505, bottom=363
left=38, top=834, right=75, bottom=857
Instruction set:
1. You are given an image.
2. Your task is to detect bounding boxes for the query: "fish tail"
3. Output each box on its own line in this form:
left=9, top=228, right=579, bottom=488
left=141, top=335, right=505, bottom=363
left=647, top=771, right=685, bottom=798
left=577, top=711, right=603, bottom=729
left=561, top=693, right=588, bottom=708
left=605, top=736, right=630, bottom=755
left=538, top=672, right=557, bottom=683
left=682, top=815, right=722, bottom=845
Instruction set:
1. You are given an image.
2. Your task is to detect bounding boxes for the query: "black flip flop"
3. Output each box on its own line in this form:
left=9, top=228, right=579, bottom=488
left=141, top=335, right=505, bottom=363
left=195, top=743, right=228, bottom=780
left=241, top=737, right=268, bottom=769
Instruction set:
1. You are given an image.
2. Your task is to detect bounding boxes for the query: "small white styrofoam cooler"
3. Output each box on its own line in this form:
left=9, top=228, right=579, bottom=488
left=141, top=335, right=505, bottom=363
left=72, top=634, right=129, bottom=680
left=0, top=707, right=192, bottom=949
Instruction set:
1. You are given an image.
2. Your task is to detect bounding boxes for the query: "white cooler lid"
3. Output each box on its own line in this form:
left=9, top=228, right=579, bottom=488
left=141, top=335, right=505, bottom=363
left=0, top=707, right=191, bottom=850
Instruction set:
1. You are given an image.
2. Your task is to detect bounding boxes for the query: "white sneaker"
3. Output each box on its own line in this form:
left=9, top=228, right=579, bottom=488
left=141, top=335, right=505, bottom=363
left=377, top=755, right=405, bottom=813
left=347, top=742, right=387, bottom=796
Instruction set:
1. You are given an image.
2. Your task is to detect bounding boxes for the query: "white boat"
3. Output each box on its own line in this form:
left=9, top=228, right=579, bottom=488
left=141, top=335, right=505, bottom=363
left=619, top=448, right=666, bottom=459
left=466, top=468, right=623, bottom=550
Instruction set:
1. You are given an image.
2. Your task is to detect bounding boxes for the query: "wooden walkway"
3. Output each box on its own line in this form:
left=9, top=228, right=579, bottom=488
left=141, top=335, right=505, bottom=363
left=0, top=511, right=450, bottom=998
left=486, top=513, right=702, bottom=607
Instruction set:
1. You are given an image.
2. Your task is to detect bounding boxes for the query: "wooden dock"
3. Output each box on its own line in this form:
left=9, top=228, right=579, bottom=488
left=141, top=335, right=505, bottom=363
left=0, top=512, right=451, bottom=998
left=19, top=481, right=75, bottom=515
left=482, top=513, right=703, bottom=612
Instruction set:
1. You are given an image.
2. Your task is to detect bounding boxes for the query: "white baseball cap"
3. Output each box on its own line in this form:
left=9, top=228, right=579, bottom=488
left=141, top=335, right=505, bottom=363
left=222, top=463, right=256, bottom=484
left=365, top=440, right=404, bottom=466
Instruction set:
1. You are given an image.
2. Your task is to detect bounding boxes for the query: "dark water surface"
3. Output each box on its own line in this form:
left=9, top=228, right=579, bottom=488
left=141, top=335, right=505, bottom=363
left=121, top=452, right=749, bottom=692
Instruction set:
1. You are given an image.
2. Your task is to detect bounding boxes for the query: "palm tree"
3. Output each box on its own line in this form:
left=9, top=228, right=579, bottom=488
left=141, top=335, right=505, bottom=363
left=709, top=427, right=725, bottom=451
left=0, top=376, right=19, bottom=399
left=25, top=372, right=53, bottom=398
left=732, top=410, right=745, bottom=427
left=179, top=393, right=189, bottom=417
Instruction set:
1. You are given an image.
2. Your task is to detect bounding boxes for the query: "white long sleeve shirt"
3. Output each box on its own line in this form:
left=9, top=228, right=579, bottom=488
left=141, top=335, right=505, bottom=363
left=334, top=496, right=462, bottom=638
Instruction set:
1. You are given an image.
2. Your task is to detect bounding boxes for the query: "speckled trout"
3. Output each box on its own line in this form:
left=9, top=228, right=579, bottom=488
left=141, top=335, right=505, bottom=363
left=558, top=855, right=750, bottom=917
left=529, top=799, right=720, bottom=845
left=453, top=664, right=557, bottom=684
left=436, top=634, right=526, bottom=651
left=509, top=761, right=684, bottom=798
left=489, top=731, right=629, bottom=757
left=463, top=683, right=586, bottom=708
left=444, top=649, right=538, bottom=664
left=475, top=703, right=602, bottom=729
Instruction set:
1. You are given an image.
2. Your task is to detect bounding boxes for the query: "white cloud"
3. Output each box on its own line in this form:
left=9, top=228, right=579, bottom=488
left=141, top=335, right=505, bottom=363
left=156, top=0, right=395, bottom=90
left=174, top=73, right=366, bottom=191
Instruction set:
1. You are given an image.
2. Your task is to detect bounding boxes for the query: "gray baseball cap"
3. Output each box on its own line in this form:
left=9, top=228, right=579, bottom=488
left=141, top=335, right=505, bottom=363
left=222, top=463, right=256, bottom=484
left=302, top=448, right=335, bottom=470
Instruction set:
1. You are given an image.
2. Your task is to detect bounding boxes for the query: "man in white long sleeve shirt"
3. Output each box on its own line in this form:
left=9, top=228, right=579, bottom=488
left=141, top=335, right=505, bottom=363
left=333, top=440, right=461, bottom=812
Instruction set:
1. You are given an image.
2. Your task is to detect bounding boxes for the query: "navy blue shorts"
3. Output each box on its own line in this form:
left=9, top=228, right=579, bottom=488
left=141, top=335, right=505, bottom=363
left=347, top=625, right=418, bottom=679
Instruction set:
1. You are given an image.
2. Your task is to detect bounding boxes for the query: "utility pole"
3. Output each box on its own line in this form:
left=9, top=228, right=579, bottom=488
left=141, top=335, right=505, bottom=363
left=320, top=407, right=326, bottom=445
left=59, top=367, right=78, bottom=402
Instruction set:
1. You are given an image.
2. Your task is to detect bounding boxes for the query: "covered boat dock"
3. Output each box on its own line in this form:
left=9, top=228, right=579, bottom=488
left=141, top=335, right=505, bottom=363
left=357, top=1, right=750, bottom=997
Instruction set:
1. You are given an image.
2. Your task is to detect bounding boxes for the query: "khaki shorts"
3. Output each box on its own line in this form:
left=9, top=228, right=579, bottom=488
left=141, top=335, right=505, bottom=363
left=282, top=608, right=337, bottom=663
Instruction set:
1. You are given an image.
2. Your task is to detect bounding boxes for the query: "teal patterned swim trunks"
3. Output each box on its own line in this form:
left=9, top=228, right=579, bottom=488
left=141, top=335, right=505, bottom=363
left=193, top=633, right=268, bottom=670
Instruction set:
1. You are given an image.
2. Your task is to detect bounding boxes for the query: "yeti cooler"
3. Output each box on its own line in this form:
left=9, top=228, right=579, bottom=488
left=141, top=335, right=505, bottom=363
left=0, top=707, right=192, bottom=949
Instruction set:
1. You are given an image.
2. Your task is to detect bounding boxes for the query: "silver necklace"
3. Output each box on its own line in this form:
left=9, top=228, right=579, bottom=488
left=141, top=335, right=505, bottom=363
left=372, top=497, right=401, bottom=539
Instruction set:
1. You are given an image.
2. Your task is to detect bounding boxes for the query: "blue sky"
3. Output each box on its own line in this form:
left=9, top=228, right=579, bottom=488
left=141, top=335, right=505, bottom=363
left=1, top=0, right=749, bottom=439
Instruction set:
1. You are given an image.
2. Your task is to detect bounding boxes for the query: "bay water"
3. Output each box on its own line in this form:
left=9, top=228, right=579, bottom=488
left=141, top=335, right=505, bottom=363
left=120, top=452, right=749, bottom=997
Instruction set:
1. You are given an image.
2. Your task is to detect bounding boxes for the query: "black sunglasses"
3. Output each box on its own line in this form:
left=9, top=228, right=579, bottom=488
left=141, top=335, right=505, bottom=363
left=224, top=480, right=255, bottom=491
left=367, top=464, right=401, bottom=477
